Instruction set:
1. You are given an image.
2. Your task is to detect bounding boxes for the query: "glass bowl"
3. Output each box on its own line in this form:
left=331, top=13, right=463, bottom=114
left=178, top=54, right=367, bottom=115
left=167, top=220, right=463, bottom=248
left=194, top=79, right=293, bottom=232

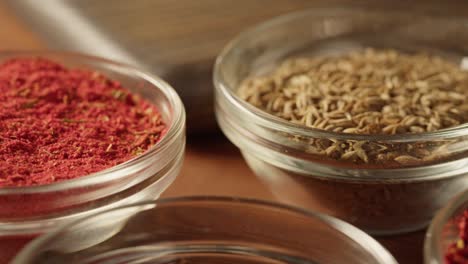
left=0, top=51, right=186, bottom=262
left=12, top=197, right=398, bottom=264
left=214, top=7, right=468, bottom=235
left=425, top=189, right=468, bottom=264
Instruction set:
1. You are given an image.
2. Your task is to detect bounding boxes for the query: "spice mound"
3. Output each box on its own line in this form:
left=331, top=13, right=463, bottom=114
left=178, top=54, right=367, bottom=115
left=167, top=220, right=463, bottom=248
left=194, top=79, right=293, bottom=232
left=239, top=48, right=468, bottom=134
left=0, top=58, right=166, bottom=187
left=445, top=209, right=468, bottom=264
left=238, top=48, right=468, bottom=166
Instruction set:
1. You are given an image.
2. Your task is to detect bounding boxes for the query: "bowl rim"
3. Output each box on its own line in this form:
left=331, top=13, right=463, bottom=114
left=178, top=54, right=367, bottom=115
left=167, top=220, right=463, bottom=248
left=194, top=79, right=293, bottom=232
left=424, top=189, right=468, bottom=264
left=0, top=50, right=185, bottom=194
left=12, top=196, right=399, bottom=264
left=213, top=7, right=468, bottom=143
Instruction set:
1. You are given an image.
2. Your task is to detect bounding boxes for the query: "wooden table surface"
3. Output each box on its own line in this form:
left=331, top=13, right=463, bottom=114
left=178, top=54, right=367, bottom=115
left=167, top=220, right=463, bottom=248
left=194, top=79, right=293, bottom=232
left=0, top=2, right=427, bottom=264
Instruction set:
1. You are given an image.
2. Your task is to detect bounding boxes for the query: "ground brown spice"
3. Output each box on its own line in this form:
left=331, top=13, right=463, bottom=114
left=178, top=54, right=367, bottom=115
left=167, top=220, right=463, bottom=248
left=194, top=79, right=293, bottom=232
left=0, top=58, right=166, bottom=187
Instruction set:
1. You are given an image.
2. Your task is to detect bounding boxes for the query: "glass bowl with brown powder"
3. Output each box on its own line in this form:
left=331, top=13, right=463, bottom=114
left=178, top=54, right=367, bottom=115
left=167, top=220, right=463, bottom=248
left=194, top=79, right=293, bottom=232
left=214, top=8, right=468, bottom=235
left=0, top=51, right=185, bottom=263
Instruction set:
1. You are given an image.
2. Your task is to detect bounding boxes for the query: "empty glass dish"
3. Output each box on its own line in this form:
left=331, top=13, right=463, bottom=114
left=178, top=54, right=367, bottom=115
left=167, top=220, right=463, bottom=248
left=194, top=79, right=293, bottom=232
left=13, top=197, right=398, bottom=264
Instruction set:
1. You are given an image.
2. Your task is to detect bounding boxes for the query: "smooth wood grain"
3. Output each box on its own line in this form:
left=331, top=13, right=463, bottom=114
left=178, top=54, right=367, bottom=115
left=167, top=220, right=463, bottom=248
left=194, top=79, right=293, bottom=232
left=0, top=5, right=42, bottom=49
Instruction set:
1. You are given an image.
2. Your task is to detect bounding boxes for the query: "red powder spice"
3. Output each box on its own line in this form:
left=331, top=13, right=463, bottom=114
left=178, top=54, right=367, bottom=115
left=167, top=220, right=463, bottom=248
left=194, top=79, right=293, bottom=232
left=0, top=58, right=166, bottom=187
left=445, top=209, right=468, bottom=264
left=0, top=234, right=37, bottom=263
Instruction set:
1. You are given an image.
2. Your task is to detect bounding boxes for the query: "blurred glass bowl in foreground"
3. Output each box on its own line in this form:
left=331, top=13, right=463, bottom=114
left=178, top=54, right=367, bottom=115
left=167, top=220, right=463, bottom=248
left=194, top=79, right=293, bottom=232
left=13, top=197, right=397, bottom=264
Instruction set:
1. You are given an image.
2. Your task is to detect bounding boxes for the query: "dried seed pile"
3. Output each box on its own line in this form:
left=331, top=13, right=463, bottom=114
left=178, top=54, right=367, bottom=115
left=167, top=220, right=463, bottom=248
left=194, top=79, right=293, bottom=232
left=238, top=48, right=468, bottom=165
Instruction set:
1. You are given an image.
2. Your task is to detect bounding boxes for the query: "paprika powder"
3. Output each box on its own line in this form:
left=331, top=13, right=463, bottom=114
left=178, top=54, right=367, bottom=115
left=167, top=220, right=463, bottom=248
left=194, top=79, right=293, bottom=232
left=0, top=57, right=166, bottom=187
left=445, top=209, right=468, bottom=264
left=0, top=53, right=185, bottom=264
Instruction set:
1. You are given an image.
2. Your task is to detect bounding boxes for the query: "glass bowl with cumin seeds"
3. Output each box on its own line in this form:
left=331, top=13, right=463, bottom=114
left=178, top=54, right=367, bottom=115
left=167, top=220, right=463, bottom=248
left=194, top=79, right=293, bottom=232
left=214, top=8, right=468, bottom=235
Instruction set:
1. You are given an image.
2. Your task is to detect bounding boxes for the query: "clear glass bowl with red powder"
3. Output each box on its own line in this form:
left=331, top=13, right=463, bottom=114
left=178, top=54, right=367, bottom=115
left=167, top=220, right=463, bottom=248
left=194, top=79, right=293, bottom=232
left=214, top=7, right=468, bottom=235
left=425, top=189, right=468, bottom=264
left=12, top=197, right=398, bottom=264
left=0, top=51, right=185, bottom=263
